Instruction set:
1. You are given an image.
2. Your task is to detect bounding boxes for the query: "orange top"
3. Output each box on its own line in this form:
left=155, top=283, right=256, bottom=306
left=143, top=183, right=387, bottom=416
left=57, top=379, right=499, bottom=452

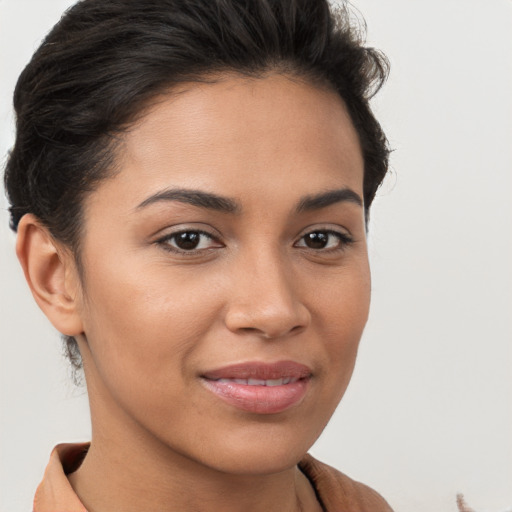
left=33, top=443, right=393, bottom=512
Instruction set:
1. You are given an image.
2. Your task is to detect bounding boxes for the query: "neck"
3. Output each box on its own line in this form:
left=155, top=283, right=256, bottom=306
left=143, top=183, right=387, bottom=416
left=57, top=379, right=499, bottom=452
left=68, top=435, right=317, bottom=512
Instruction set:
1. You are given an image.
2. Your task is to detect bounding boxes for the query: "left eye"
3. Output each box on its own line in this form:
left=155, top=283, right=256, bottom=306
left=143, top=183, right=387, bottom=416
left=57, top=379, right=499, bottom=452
left=158, top=230, right=219, bottom=252
left=295, top=230, right=352, bottom=250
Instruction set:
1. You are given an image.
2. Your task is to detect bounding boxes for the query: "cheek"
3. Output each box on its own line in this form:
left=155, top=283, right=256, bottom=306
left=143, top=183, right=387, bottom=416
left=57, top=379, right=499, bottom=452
left=313, top=261, right=371, bottom=394
left=79, top=260, right=224, bottom=396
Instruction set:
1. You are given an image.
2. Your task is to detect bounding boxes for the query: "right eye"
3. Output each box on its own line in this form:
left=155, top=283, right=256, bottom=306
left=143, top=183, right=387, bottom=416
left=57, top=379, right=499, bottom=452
left=156, top=230, right=222, bottom=254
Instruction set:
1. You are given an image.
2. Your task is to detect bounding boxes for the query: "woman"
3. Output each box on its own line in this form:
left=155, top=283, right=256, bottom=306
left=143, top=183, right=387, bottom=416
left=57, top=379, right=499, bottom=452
left=4, top=0, right=393, bottom=510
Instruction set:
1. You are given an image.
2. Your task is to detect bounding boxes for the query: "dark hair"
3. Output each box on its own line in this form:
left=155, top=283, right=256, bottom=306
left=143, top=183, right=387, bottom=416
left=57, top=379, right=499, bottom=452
left=4, top=0, right=390, bottom=373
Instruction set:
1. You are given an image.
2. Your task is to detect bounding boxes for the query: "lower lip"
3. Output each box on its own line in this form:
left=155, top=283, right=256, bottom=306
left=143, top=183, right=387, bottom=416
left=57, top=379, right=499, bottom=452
left=201, top=378, right=309, bottom=414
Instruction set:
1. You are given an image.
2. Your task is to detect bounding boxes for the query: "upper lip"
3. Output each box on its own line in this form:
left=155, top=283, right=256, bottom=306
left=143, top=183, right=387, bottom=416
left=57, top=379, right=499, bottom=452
left=201, top=360, right=312, bottom=381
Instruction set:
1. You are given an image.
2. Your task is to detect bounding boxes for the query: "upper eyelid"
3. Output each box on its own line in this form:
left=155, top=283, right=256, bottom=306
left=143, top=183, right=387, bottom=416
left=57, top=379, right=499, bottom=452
left=157, top=229, right=220, bottom=244
left=154, top=225, right=220, bottom=240
left=299, top=228, right=350, bottom=239
left=295, top=230, right=353, bottom=245
left=296, top=224, right=352, bottom=239
left=155, top=229, right=223, bottom=255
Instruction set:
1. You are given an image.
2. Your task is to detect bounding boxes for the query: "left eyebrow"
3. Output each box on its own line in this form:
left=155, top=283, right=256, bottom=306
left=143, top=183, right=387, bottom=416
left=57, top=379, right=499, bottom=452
left=296, top=188, right=363, bottom=213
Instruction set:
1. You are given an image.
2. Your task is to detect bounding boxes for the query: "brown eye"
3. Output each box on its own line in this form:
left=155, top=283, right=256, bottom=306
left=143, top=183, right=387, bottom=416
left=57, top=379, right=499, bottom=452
left=174, top=231, right=201, bottom=250
left=157, top=230, right=222, bottom=253
left=295, top=230, right=353, bottom=251
left=303, top=232, right=329, bottom=249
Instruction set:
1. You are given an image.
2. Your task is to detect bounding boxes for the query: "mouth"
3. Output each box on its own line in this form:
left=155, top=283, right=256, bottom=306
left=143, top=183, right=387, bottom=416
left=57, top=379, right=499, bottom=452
left=214, top=376, right=300, bottom=386
left=200, top=361, right=312, bottom=414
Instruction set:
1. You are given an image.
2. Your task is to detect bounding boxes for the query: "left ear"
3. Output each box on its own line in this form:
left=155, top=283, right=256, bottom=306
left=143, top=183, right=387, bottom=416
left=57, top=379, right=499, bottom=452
left=16, top=214, right=84, bottom=336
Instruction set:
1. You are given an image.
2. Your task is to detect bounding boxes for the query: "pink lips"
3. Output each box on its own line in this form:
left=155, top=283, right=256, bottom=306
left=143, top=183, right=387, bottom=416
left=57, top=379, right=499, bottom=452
left=201, top=361, right=311, bottom=414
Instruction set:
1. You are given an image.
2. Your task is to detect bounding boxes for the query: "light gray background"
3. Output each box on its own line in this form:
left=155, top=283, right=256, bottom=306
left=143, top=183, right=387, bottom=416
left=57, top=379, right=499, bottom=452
left=1, top=1, right=511, bottom=511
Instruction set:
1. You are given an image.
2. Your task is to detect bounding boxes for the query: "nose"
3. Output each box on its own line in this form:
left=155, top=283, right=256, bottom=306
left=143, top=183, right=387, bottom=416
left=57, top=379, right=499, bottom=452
left=224, top=252, right=311, bottom=339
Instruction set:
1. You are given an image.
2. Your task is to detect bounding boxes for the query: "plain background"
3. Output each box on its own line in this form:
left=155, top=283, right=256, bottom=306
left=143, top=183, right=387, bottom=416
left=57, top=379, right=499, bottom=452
left=1, top=1, right=511, bottom=511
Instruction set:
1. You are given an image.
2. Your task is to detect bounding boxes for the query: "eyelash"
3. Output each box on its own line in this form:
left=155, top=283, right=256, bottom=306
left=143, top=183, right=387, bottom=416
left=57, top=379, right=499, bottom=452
left=295, top=230, right=354, bottom=253
left=155, top=228, right=354, bottom=255
left=156, top=229, right=221, bottom=255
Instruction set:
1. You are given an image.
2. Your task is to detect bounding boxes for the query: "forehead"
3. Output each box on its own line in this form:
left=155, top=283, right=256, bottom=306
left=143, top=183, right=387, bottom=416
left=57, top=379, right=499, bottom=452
left=86, top=74, right=364, bottom=216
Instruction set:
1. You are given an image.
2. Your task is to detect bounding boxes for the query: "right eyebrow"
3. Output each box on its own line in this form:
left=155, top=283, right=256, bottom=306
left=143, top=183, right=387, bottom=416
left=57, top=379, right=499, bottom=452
left=135, top=188, right=241, bottom=214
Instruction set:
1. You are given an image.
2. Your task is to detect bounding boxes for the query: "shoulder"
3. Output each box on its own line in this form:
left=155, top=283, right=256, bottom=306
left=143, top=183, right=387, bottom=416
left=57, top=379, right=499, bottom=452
left=299, top=454, right=394, bottom=512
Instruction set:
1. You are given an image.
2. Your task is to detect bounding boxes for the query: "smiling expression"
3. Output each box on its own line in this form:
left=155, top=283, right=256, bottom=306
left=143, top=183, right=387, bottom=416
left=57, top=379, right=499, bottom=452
left=73, top=73, right=370, bottom=475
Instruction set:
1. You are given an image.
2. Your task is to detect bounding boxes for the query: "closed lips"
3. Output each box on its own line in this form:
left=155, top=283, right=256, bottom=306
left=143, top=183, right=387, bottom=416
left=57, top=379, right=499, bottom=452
left=214, top=377, right=300, bottom=386
left=201, top=360, right=312, bottom=381
left=200, top=361, right=312, bottom=414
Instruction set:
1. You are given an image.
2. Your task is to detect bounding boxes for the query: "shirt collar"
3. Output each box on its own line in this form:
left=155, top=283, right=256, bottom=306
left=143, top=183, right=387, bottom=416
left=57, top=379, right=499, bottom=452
left=33, top=443, right=89, bottom=512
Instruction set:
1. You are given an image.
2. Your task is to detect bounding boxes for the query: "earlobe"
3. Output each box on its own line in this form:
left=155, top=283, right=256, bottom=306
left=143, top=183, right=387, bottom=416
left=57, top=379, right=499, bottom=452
left=16, top=214, right=84, bottom=336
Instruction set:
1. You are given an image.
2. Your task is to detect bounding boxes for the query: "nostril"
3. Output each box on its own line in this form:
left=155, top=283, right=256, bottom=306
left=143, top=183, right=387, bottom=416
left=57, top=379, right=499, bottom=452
left=236, top=324, right=305, bottom=339
left=240, top=327, right=258, bottom=334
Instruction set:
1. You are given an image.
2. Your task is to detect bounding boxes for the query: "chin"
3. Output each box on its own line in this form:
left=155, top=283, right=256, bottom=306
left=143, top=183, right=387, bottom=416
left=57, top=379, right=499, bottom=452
left=186, top=421, right=325, bottom=476
left=205, top=447, right=307, bottom=476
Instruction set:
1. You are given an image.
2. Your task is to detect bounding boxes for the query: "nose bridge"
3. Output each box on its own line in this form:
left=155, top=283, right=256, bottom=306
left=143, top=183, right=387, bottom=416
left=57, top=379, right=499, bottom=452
left=224, top=244, right=310, bottom=338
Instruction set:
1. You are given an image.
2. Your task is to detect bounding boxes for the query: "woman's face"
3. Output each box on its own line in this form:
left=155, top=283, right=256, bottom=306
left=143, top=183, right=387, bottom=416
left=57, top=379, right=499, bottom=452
left=75, top=74, right=370, bottom=474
